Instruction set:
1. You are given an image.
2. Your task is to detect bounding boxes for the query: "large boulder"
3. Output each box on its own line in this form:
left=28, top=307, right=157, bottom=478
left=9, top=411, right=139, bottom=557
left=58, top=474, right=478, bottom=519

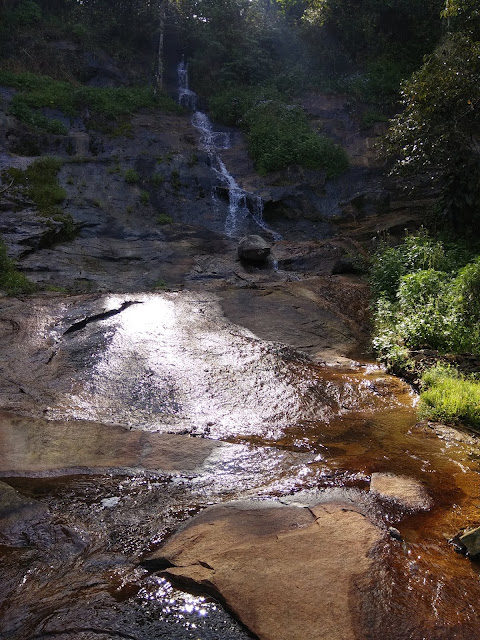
left=238, top=235, right=271, bottom=263
left=144, top=499, right=383, bottom=640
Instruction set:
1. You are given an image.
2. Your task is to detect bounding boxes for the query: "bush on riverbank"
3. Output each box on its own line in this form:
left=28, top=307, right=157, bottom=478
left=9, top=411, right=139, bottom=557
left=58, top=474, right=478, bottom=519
left=419, top=364, right=480, bottom=429
left=370, top=231, right=480, bottom=370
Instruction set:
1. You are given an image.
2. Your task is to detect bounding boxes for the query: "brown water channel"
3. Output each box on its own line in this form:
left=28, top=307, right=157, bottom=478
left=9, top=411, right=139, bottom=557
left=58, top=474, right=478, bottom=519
left=1, top=293, right=480, bottom=639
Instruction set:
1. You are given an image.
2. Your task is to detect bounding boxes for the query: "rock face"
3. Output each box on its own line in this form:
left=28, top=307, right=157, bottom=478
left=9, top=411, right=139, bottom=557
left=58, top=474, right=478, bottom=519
left=370, top=472, right=432, bottom=511
left=146, top=500, right=383, bottom=640
left=237, top=234, right=271, bottom=262
left=0, top=481, right=49, bottom=547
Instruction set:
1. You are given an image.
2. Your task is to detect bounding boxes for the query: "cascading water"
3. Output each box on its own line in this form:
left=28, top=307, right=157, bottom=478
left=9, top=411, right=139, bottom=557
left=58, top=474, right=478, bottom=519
left=177, top=58, right=197, bottom=111
left=177, top=60, right=281, bottom=241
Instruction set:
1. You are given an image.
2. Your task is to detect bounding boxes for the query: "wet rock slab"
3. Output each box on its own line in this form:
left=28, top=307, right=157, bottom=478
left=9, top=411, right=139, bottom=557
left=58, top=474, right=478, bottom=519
left=0, top=411, right=222, bottom=476
left=146, top=499, right=382, bottom=640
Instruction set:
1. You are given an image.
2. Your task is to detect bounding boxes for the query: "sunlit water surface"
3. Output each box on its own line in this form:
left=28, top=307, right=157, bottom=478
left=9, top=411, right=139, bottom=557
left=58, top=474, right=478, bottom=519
left=2, top=292, right=480, bottom=639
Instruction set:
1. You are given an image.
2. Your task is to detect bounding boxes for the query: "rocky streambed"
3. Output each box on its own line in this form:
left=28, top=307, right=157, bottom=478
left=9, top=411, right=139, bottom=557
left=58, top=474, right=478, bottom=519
left=1, top=288, right=480, bottom=640
left=1, top=84, right=480, bottom=640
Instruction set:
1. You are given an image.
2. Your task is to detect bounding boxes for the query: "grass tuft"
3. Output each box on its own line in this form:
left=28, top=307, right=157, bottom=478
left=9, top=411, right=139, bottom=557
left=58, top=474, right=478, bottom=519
left=419, top=364, right=480, bottom=429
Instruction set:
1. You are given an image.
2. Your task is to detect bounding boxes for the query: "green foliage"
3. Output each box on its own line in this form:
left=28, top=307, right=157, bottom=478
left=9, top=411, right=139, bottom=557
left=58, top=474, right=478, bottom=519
left=5, top=156, right=66, bottom=217
left=3, top=156, right=76, bottom=246
left=209, top=85, right=281, bottom=126
left=0, top=71, right=182, bottom=134
left=384, top=26, right=480, bottom=230
left=170, top=169, right=181, bottom=191
left=0, top=238, right=35, bottom=295
left=243, top=100, right=348, bottom=176
left=9, top=101, right=67, bottom=135
left=455, top=256, right=480, bottom=318
left=419, top=364, right=480, bottom=428
left=361, top=110, right=389, bottom=130
left=370, top=231, right=448, bottom=301
left=124, top=169, right=139, bottom=184
left=150, top=173, right=165, bottom=187
left=140, top=190, right=150, bottom=205
left=303, top=0, right=443, bottom=64
left=370, top=232, right=480, bottom=366
left=187, top=153, right=198, bottom=168
left=156, top=213, right=174, bottom=225
left=6, top=0, right=41, bottom=27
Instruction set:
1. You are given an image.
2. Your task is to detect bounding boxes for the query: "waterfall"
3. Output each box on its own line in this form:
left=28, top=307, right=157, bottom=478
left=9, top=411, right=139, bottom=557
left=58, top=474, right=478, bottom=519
left=177, top=61, right=281, bottom=241
left=177, top=59, right=197, bottom=111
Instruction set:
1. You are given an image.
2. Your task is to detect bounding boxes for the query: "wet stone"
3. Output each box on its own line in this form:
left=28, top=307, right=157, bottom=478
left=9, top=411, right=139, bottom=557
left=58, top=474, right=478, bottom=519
left=370, top=472, right=432, bottom=511
left=459, top=526, right=480, bottom=557
left=238, top=235, right=271, bottom=262
left=147, top=499, right=383, bottom=640
left=0, top=480, right=50, bottom=547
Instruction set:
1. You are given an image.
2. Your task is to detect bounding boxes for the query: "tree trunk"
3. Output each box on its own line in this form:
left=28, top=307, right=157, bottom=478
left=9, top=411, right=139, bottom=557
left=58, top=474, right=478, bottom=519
left=156, top=1, right=166, bottom=90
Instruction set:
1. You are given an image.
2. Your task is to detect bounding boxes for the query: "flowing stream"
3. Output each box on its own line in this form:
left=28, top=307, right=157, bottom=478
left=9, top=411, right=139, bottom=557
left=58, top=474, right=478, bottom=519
left=1, top=292, right=480, bottom=639
left=178, top=60, right=280, bottom=240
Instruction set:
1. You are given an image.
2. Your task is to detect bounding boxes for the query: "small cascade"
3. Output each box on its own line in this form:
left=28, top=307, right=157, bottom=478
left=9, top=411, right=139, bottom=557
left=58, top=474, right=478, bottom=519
left=178, top=60, right=281, bottom=241
left=177, top=59, right=197, bottom=111
left=252, top=195, right=282, bottom=242
left=191, top=111, right=230, bottom=151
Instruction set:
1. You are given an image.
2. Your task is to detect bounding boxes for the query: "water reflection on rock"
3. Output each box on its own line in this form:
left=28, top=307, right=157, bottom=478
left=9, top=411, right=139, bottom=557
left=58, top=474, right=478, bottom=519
left=1, top=291, right=480, bottom=639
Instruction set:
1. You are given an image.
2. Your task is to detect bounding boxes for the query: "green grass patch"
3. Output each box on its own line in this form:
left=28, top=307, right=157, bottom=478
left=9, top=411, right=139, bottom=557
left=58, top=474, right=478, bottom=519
left=419, top=364, right=480, bottom=429
left=0, top=238, right=36, bottom=295
left=0, top=70, right=182, bottom=134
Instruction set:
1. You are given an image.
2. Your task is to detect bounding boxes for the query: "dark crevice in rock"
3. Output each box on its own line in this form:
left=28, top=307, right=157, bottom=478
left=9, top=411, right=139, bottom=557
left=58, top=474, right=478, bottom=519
left=140, top=555, right=175, bottom=571
left=63, top=301, right=141, bottom=336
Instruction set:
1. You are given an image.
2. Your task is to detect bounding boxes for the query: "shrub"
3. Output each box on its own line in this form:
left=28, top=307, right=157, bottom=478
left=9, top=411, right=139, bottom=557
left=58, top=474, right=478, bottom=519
left=370, top=231, right=480, bottom=363
left=4, top=156, right=66, bottom=217
left=419, top=364, right=480, bottom=429
left=0, top=238, right=35, bottom=295
left=244, top=100, right=348, bottom=177
left=370, top=231, right=448, bottom=301
left=10, top=0, right=41, bottom=27
left=208, top=85, right=281, bottom=126
left=170, top=169, right=181, bottom=191
left=150, top=173, right=165, bottom=187
left=156, top=213, right=173, bottom=225
left=124, top=169, right=139, bottom=184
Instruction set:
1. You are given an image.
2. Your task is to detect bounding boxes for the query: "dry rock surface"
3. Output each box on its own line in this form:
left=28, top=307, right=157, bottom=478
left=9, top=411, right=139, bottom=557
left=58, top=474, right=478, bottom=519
left=146, top=500, right=383, bottom=640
